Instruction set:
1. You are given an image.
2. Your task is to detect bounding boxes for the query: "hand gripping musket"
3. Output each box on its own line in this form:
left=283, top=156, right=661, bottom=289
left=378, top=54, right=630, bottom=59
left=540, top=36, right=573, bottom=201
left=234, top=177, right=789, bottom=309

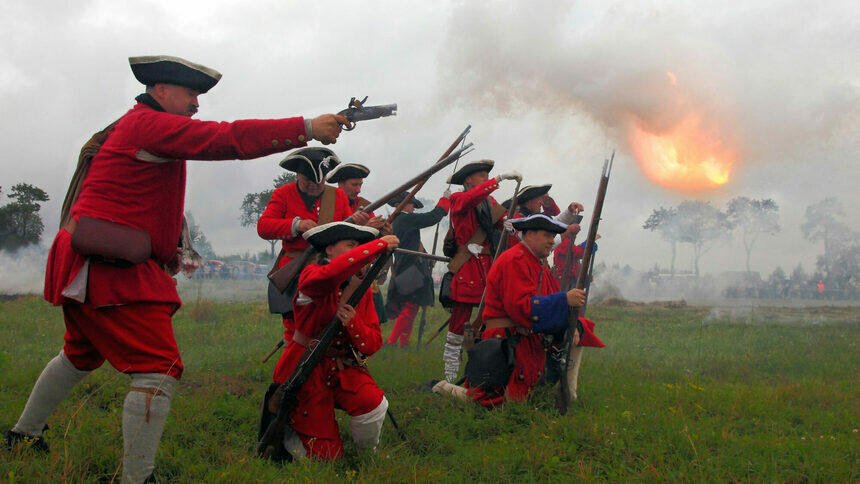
left=257, top=250, right=392, bottom=461
left=555, top=151, right=613, bottom=415
left=462, top=178, right=523, bottom=350
left=337, top=96, right=397, bottom=131
left=268, top=139, right=474, bottom=292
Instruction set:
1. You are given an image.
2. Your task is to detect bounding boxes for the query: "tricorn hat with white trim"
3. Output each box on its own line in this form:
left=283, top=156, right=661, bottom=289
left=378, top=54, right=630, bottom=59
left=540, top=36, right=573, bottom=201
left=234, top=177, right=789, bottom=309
left=447, top=159, right=495, bottom=185
left=279, top=147, right=341, bottom=183
left=510, top=214, right=567, bottom=234
left=129, top=55, right=222, bottom=93
left=325, top=163, right=371, bottom=183
left=303, top=222, right=379, bottom=249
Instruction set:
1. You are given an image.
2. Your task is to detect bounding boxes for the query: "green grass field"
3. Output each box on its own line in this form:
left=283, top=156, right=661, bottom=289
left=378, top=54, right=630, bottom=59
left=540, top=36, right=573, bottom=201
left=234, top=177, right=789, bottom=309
left=1, top=295, right=859, bottom=483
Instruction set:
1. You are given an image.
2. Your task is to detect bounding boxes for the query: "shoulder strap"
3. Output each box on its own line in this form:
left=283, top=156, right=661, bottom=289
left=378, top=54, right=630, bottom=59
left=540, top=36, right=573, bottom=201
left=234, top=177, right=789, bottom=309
left=59, top=118, right=122, bottom=228
left=318, top=186, right=337, bottom=224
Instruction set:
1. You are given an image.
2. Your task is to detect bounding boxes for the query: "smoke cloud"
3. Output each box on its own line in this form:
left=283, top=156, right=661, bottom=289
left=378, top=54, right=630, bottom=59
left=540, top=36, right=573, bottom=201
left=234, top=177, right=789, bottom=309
left=436, top=1, right=860, bottom=184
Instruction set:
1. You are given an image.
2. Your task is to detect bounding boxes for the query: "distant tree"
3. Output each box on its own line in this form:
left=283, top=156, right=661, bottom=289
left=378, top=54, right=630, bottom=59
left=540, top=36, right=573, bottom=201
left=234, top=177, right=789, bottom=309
left=273, top=172, right=296, bottom=188
left=801, top=197, right=844, bottom=282
left=240, top=172, right=297, bottom=258
left=817, top=223, right=860, bottom=290
left=643, top=206, right=681, bottom=274
left=770, top=266, right=786, bottom=282
left=726, top=197, right=780, bottom=274
left=791, top=264, right=808, bottom=286
left=674, top=201, right=731, bottom=276
left=185, top=210, right=215, bottom=260
left=0, top=182, right=50, bottom=251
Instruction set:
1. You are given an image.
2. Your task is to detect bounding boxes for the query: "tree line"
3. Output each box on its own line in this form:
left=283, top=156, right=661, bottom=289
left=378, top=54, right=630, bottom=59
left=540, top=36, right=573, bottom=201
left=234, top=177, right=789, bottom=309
left=644, top=196, right=860, bottom=291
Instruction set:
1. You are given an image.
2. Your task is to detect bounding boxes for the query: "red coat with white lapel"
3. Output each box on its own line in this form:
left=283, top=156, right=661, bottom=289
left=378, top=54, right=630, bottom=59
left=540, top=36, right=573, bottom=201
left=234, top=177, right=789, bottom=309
left=448, top=177, right=503, bottom=303
left=257, top=183, right=353, bottom=268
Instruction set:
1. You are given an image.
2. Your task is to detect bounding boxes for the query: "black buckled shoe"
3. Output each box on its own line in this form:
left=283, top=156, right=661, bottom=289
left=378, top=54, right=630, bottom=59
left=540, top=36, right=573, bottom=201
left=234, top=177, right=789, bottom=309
left=3, top=429, right=50, bottom=453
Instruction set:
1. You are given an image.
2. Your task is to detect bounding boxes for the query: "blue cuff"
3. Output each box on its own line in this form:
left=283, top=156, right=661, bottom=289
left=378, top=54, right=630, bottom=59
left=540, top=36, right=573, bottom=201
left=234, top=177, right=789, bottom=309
left=578, top=241, right=598, bottom=253
left=529, top=292, right=569, bottom=333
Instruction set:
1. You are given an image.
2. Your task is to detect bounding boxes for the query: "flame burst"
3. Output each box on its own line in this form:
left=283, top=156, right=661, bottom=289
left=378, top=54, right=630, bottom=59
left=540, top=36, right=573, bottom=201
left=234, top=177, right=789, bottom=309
left=629, top=115, right=735, bottom=192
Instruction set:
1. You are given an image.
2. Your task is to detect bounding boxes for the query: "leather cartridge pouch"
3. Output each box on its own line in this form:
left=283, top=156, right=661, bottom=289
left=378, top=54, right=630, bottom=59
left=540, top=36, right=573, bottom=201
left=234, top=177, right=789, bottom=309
left=69, top=216, right=151, bottom=267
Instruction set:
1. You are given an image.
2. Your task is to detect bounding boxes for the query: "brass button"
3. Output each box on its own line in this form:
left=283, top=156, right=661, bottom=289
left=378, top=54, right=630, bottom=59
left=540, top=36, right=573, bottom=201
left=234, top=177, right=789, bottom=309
left=284, top=138, right=292, bottom=146
left=354, top=334, right=360, bottom=339
left=533, top=299, right=539, bottom=304
left=298, top=134, right=306, bottom=142
left=363, top=250, right=369, bottom=255
left=378, top=242, right=384, bottom=247
left=348, top=257, right=354, bottom=262
left=349, top=324, right=354, bottom=329
left=271, top=139, right=279, bottom=147
left=360, top=343, right=365, bottom=347
left=532, top=316, right=538, bottom=321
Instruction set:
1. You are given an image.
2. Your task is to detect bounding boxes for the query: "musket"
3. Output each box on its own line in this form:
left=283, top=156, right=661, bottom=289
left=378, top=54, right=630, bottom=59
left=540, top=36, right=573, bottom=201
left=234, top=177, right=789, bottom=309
left=257, top=250, right=392, bottom=461
left=386, top=125, right=471, bottom=224
left=337, top=96, right=397, bottom=131
left=417, top=130, right=469, bottom=349
left=555, top=151, right=613, bottom=415
left=268, top=140, right=474, bottom=292
left=393, top=248, right=450, bottom=263
left=261, top=339, right=285, bottom=364
left=462, top=178, right=523, bottom=350
left=422, top=316, right=451, bottom=347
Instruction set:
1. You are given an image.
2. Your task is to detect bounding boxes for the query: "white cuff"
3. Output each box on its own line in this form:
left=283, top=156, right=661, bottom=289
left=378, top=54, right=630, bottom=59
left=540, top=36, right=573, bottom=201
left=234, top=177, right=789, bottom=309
left=291, top=217, right=302, bottom=238
left=303, top=118, right=313, bottom=141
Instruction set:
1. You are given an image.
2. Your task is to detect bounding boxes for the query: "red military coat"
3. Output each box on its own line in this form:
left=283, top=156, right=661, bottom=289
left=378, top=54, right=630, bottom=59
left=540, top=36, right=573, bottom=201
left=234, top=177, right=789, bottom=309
left=273, top=239, right=388, bottom=439
left=552, top=235, right=585, bottom=288
left=468, top=242, right=559, bottom=406
left=448, top=177, right=504, bottom=304
left=257, top=183, right=352, bottom=269
left=45, top=102, right=308, bottom=309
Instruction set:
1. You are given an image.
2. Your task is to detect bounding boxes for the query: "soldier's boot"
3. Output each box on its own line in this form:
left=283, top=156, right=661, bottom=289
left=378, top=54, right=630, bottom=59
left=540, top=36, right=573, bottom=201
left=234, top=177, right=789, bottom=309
left=350, top=396, right=389, bottom=452
left=7, top=350, right=91, bottom=450
left=122, top=373, right=176, bottom=484
left=443, top=332, right=464, bottom=382
left=431, top=380, right=469, bottom=401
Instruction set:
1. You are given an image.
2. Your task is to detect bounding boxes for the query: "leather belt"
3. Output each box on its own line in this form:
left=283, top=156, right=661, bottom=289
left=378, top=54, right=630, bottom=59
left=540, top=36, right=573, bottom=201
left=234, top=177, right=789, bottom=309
left=484, top=317, right=530, bottom=335
left=292, top=330, right=354, bottom=361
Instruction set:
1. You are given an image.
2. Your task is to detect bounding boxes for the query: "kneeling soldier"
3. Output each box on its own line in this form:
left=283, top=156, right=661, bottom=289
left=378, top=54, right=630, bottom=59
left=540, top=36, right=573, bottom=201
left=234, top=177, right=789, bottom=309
left=267, top=222, right=398, bottom=460
left=434, top=214, right=602, bottom=407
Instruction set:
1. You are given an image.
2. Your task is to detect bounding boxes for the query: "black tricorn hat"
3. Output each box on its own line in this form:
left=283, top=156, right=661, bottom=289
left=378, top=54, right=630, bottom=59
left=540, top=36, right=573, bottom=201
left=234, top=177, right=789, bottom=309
left=510, top=214, right=568, bottom=234
left=303, top=222, right=379, bottom=250
left=326, top=163, right=371, bottom=183
left=386, top=191, right=424, bottom=209
left=447, top=159, right=495, bottom=185
left=515, top=184, right=552, bottom=204
left=129, top=55, right=222, bottom=93
left=279, top=147, right=341, bottom=183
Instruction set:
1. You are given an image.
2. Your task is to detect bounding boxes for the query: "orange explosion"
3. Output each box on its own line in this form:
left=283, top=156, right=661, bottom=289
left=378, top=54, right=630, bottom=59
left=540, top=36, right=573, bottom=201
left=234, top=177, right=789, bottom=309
left=629, top=115, right=735, bottom=192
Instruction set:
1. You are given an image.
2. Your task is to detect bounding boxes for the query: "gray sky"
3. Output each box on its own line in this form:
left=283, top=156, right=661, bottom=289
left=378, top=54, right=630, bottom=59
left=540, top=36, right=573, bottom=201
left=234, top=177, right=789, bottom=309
left=1, top=0, right=858, bottom=289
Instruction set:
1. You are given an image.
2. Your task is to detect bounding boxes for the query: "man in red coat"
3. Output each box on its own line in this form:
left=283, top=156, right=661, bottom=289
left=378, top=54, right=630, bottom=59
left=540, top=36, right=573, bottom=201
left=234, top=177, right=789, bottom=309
left=442, top=160, right=521, bottom=382
left=503, top=184, right=583, bottom=247
left=265, top=222, right=399, bottom=460
left=4, top=55, right=346, bottom=482
left=257, top=148, right=355, bottom=350
left=433, top=214, right=603, bottom=407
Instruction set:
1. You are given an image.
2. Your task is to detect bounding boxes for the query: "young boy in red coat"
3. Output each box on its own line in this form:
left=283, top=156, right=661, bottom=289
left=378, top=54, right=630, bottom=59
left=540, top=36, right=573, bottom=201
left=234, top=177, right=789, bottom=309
left=266, top=222, right=399, bottom=460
